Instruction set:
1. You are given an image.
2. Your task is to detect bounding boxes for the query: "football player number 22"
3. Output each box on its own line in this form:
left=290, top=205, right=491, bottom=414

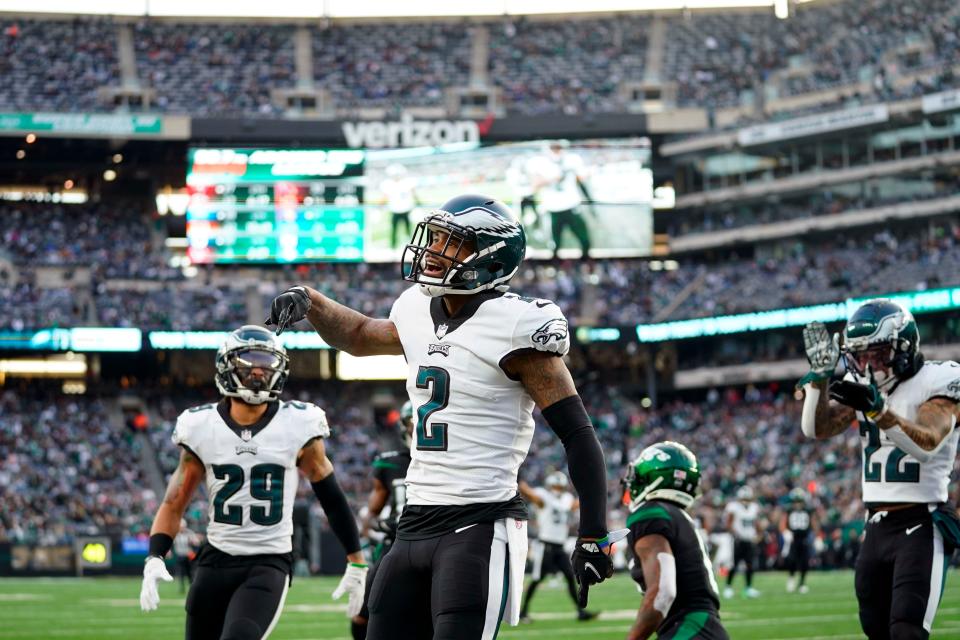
left=212, top=463, right=284, bottom=526
left=860, top=421, right=919, bottom=483
left=415, top=366, right=449, bottom=451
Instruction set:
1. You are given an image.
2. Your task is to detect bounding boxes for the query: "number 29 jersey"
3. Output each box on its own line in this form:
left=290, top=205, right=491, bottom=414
left=857, top=360, right=960, bottom=504
left=389, top=286, right=570, bottom=507
left=172, top=399, right=330, bottom=556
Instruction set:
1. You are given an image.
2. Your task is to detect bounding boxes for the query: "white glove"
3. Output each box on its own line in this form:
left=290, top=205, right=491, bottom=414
left=332, top=562, right=368, bottom=618
left=799, top=322, right=840, bottom=386
left=140, top=556, right=174, bottom=612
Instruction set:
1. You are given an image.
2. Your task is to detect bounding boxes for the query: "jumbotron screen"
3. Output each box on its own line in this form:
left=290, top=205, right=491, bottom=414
left=185, top=140, right=653, bottom=264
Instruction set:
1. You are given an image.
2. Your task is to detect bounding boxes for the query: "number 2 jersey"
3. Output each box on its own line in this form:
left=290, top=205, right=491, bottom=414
left=627, top=500, right=722, bottom=630
left=388, top=286, right=570, bottom=537
left=856, top=360, right=960, bottom=504
left=172, top=399, right=330, bottom=556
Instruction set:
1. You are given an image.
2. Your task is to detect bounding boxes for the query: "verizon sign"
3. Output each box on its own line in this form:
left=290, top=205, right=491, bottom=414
left=342, top=114, right=480, bottom=148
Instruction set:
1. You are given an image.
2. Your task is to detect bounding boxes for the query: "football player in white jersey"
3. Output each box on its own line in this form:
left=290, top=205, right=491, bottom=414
left=799, top=300, right=960, bottom=639
left=721, top=486, right=761, bottom=599
left=517, top=472, right=596, bottom=622
left=139, top=326, right=367, bottom=639
left=267, top=194, right=615, bottom=639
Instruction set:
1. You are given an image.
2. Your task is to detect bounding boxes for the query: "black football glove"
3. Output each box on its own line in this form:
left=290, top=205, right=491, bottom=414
left=829, top=375, right=886, bottom=418
left=265, top=286, right=311, bottom=335
left=571, top=535, right=614, bottom=608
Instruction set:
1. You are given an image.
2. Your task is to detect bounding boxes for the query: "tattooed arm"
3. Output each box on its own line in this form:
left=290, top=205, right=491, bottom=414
left=150, top=448, right=205, bottom=538
left=807, top=379, right=857, bottom=439
left=875, top=396, right=959, bottom=452
left=303, top=286, right=403, bottom=357
left=506, top=353, right=608, bottom=537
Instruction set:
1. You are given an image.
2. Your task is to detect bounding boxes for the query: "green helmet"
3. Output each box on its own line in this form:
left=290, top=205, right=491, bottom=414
left=624, top=441, right=701, bottom=511
left=842, top=299, right=922, bottom=387
left=401, top=194, right=526, bottom=297
left=788, top=487, right=808, bottom=506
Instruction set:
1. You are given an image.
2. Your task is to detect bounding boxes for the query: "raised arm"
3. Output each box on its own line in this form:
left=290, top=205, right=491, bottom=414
left=518, top=480, right=544, bottom=508
left=873, top=397, right=958, bottom=453
left=627, top=534, right=675, bottom=640
left=266, top=285, right=403, bottom=356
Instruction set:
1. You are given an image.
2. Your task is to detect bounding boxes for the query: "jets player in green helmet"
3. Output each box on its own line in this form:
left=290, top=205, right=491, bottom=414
left=268, top=195, right=615, bottom=639
left=623, top=442, right=729, bottom=640
left=799, top=299, right=960, bottom=639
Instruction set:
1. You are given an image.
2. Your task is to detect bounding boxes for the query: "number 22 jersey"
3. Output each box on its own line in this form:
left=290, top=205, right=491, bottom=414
left=172, top=399, right=329, bottom=556
left=856, top=360, right=960, bottom=504
left=389, top=286, right=570, bottom=512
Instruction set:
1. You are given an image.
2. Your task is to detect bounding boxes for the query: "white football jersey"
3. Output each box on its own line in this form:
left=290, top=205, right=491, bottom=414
left=533, top=152, right=586, bottom=213
left=389, top=286, right=570, bottom=506
left=533, top=488, right=575, bottom=544
left=172, top=400, right=329, bottom=556
left=724, top=501, right=760, bottom=542
left=857, top=360, right=960, bottom=504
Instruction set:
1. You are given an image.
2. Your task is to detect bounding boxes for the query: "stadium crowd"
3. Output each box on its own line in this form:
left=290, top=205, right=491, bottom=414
left=1, top=0, right=958, bottom=117
left=3, top=380, right=932, bottom=576
left=2, top=200, right=958, bottom=330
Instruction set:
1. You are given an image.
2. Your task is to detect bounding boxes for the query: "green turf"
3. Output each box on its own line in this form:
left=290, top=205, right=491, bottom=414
left=1, top=570, right=959, bottom=639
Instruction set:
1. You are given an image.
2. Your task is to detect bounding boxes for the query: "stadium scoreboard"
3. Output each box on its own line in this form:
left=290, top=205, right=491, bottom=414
left=186, top=148, right=366, bottom=263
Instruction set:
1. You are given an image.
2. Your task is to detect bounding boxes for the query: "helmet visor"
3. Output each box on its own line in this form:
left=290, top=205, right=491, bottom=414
left=230, top=348, right=284, bottom=390
left=844, top=343, right=893, bottom=377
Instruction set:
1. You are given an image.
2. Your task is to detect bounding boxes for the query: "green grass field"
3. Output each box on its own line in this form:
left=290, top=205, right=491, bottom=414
left=2, top=570, right=960, bottom=639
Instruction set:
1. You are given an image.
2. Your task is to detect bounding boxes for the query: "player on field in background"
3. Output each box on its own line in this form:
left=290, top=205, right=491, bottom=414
left=518, top=472, right=597, bottom=622
left=173, top=518, right=202, bottom=593
left=722, top=486, right=761, bottom=599
left=267, top=194, right=614, bottom=639
left=799, top=300, right=960, bottom=639
left=780, top=488, right=817, bottom=594
left=623, top=441, right=729, bottom=640
left=139, top=325, right=366, bottom=640
left=352, top=402, right=414, bottom=640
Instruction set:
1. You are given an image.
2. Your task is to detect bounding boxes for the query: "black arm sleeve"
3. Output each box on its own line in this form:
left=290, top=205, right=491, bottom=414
left=541, top=395, right=608, bottom=538
left=311, top=473, right=362, bottom=556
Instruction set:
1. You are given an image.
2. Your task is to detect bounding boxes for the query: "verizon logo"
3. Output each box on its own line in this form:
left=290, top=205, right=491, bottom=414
left=342, top=114, right=483, bottom=149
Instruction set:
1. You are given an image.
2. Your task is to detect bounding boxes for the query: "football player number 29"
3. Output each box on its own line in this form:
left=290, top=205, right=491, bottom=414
left=212, top=463, right=284, bottom=526
left=415, top=366, right=449, bottom=451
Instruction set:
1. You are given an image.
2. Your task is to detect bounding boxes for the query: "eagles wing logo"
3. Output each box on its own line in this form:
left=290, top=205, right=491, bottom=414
left=532, top=318, right=568, bottom=346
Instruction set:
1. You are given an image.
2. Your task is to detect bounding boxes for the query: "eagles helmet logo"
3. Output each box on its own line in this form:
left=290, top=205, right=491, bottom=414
left=532, top=318, right=568, bottom=346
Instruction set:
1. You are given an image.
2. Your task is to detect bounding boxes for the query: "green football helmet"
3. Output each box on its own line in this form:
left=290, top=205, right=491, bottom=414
left=401, top=194, right=526, bottom=297
left=842, top=299, right=922, bottom=388
left=624, top=441, right=701, bottom=511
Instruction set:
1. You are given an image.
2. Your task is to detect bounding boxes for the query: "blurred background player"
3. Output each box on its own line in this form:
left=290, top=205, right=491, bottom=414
left=529, top=141, right=593, bottom=259
left=623, top=441, right=728, bottom=640
left=352, top=402, right=413, bottom=640
left=379, top=164, right=418, bottom=249
left=518, top=472, right=596, bottom=622
left=799, top=300, right=960, bottom=639
left=139, top=325, right=367, bottom=639
left=723, top=485, right=761, bottom=599
left=173, top=517, right=202, bottom=593
left=780, top=488, right=817, bottom=594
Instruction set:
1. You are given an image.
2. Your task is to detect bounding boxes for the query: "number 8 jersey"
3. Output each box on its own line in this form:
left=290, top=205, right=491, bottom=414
left=389, top=286, right=570, bottom=507
left=856, top=360, right=960, bottom=504
left=172, top=399, right=330, bottom=555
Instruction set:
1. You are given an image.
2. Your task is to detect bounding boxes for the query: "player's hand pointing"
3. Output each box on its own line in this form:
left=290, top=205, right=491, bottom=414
left=266, top=286, right=312, bottom=335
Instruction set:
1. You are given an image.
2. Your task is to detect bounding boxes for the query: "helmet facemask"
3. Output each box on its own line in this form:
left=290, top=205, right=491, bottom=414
left=402, top=218, right=480, bottom=297
left=216, top=341, right=289, bottom=406
left=842, top=304, right=920, bottom=390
